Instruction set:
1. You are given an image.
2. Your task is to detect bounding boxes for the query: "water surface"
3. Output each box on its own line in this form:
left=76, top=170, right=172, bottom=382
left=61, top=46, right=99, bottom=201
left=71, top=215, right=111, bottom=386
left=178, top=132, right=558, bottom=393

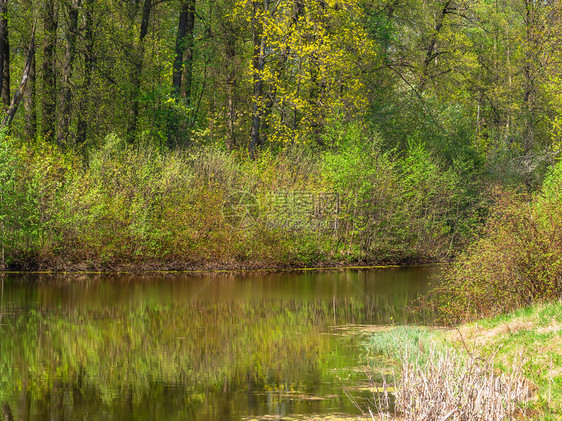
left=0, top=267, right=438, bottom=420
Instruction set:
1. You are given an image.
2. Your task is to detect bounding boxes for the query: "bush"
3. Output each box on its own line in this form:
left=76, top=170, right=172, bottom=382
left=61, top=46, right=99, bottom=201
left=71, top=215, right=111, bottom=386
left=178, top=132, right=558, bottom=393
left=0, top=135, right=75, bottom=268
left=322, top=137, right=473, bottom=262
left=0, top=132, right=484, bottom=270
left=322, top=134, right=399, bottom=258
left=427, top=161, right=562, bottom=324
left=0, top=132, right=17, bottom=268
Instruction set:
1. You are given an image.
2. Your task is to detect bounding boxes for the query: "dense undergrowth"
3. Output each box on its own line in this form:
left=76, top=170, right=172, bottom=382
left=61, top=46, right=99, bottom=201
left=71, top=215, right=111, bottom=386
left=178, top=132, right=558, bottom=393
left=0, top=129, right=481, bottom=271
left=360, top=157, right=562, bottom=420
left=426, top=158, right=562, bottom=324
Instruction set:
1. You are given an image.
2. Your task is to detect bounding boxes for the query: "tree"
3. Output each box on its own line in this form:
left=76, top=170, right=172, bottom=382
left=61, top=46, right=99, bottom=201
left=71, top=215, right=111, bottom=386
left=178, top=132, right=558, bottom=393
left=2, top=24, right=36, bottom=129
left=59, top=0, right=81, bottom=145
left=128, top=0, right=153, bottom=137
left=172, top=0, right=196, bottom=102
left=43, top=0, right=57, bottom=142
left=76, top=0, right=94, bottom=145
left=0, top=0, right=9, bottom=110
left=233, top=0, right=375, bottom=156
left=24, top=33, right=36, bottom=139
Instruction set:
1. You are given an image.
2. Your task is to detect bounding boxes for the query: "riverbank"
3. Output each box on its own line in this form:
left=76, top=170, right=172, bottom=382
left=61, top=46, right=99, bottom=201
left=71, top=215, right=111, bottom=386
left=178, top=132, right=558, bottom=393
left=450, top=300, right=562, bottom=419
left=366, top=300, right=562, bottom=420
left=0, top=258, right=442, bottom=273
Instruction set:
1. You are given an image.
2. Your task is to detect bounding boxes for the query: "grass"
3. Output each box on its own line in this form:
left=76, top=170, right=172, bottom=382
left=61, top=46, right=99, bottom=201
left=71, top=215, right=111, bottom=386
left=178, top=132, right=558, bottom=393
left=451, top=299, right=562, bottom=419
left=363, top=301, right=562, bottom=420
left=392, top=348, right=530, bottom=420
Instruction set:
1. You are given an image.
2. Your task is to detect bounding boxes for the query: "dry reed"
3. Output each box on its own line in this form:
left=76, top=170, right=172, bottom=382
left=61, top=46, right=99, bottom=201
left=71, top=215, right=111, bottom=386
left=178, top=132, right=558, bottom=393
left=362, top=348, right=532, bottom=421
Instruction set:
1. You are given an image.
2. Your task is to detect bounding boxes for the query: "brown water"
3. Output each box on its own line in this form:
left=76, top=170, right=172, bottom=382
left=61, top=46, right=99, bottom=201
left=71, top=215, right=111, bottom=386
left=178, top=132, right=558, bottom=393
left=0, top=267, right=439, bottom=420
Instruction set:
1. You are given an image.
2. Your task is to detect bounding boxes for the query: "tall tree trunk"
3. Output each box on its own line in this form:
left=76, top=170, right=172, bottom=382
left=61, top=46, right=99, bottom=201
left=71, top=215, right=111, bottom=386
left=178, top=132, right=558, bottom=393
left=0, top=0, right=8, bottom=111
left=172, top=2, right=187, bottom=97
left=308, top=52, right=322, bottom=145
left=0, top=0, right=6, bottom=108
left=169, top=0, right=195, bottom=146
left=522, top=0, right=536, bottom=157
left=59, top=0, right=81, bottom=145
left=225, top=33, right=236, bottom=150
left=172, top=0, right=195, bottom=99
left=76, top=0, right=93, bottom=144
left=249, top=0, right=266, bottom=159
left=183, top=0, right=195, bottom=103
left=43, top=0, right=57, bottom=142
left=261, top=50, right=286, bottom=145
left=419, top=0, right=452, bottom=93
left=2, top=26, right=35, bottom=129
left=168, top=3, right=187, bottom=146
left=128, top=0, right=152, bottom=138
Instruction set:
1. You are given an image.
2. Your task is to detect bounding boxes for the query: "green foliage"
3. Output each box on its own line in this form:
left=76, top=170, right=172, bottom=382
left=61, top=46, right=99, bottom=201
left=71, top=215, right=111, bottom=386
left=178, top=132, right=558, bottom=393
left=4, top=0, right=562, bottom=198
left=0, top=132, right=484, bottom=270
left=400, top=140, right=459, bottom=240
left=428, top=161, right=562, bottom=323
left=322, top=131, right=476, bottom=262
left=322, top=132, right=400, bottom=258
left=0, top=135, right=76, bottom=268
left=0, top=132, right=17, bottom=268
left=540, top=159, right=562, bottom=203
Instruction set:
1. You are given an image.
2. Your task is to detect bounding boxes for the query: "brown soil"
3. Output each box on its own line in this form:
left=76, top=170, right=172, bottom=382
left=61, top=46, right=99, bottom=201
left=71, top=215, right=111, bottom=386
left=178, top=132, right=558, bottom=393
left=2, top=256, right=442, bottom=273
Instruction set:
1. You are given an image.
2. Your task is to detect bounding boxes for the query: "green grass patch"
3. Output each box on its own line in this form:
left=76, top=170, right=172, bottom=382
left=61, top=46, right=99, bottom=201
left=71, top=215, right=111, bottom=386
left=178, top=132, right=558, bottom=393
left=363, top=301, right=562, bottom=419
left=365, top=325, right=450, bottom=367
left=451, top=300, right=562, bottom=419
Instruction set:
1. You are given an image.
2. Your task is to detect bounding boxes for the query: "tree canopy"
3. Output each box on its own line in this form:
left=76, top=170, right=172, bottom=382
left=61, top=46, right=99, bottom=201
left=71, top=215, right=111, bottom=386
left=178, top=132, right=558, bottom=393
left=0, top=0, right=555, bottom=183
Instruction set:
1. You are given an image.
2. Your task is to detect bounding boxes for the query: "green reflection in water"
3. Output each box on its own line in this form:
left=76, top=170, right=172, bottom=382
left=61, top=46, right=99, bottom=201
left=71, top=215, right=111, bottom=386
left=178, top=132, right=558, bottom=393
left=0, top=267, right=438, bottom=420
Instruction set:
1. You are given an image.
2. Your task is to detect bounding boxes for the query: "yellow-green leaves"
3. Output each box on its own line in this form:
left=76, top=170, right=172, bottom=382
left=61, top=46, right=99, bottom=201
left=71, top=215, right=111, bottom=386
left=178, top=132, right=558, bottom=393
left=233, top=0, right=375, bottom=144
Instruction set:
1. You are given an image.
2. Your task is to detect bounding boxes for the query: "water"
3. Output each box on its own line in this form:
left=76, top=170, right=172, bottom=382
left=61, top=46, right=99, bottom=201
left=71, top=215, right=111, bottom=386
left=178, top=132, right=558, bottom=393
left=0, top=266, right=439, bottom=420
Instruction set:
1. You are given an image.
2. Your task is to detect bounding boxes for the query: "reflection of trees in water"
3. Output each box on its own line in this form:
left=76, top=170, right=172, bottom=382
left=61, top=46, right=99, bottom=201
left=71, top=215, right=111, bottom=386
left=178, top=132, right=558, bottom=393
left=3, top=302, right=419, bottom=384
left=0, top=300, right=368, bottom=419
left=0, top=271, right=436, bottom=419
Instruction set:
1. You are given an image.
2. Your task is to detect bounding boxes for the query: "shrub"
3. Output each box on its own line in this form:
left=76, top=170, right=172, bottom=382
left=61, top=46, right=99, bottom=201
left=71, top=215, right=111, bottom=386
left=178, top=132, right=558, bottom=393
left=427, top=160, right=562, bottom=323
left=0, top=132, right=17, bottom=268
left=0, top=135, right=75, bottom=268
left=322, top=135, right=401, bottom=258
left=0, top=131, right=484, bottom=270
left=322, top=137, right=472, bottom=262
left=398, top=140, right=463, bottom=258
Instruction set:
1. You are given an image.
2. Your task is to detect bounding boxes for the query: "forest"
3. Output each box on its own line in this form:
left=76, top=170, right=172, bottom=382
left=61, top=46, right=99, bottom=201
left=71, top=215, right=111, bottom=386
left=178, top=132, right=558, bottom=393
left=0, top=0, right=556, bottom=159
left=2, top=1, right=562, bottom=418
left=0, top=0, right=561, bottom=276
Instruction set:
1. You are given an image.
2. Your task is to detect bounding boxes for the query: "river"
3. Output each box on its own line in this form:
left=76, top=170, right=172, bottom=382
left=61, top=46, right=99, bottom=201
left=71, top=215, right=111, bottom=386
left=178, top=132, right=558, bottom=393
left=0, top=266, right=439, bottom=420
